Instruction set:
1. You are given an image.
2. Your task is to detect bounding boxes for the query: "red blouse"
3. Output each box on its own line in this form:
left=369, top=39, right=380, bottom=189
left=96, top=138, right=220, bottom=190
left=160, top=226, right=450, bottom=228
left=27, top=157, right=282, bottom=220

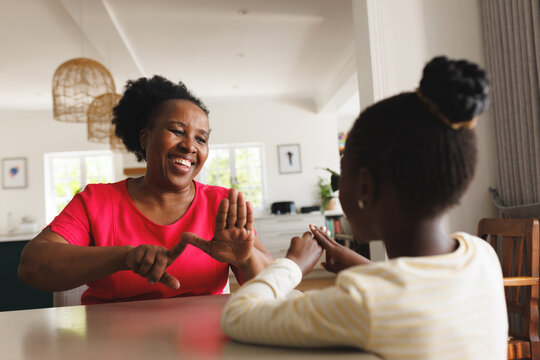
left=49, top=179, right=230, bottom=304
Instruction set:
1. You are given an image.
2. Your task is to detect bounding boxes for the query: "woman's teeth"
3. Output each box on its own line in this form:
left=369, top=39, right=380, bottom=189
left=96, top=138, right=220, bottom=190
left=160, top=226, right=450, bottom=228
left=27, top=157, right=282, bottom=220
left=172, top=158, right=191, bottom=167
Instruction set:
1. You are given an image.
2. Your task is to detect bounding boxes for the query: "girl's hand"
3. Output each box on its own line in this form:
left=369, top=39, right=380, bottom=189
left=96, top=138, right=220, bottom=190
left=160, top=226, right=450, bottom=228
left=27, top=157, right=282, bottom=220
left=285, top=231, right=323, bottom=276
left=309, top=224, right=371, bottom=273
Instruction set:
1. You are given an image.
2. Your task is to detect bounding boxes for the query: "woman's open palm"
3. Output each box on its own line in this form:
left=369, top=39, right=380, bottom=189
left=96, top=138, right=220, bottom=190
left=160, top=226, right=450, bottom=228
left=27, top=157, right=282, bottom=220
left=179, top=189, right=256, bottom=266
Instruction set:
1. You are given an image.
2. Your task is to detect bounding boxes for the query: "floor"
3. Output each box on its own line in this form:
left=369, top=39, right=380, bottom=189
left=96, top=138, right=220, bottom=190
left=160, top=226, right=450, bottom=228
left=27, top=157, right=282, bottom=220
left=230, top=276, right=336, bottom=293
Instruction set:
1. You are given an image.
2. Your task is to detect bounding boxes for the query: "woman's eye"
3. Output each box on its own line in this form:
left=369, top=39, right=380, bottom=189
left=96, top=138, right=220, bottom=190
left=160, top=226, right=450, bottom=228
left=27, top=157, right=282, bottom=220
left=170, top=129, right=184, bottom=136
left=196, top=137, right=207, bottom=144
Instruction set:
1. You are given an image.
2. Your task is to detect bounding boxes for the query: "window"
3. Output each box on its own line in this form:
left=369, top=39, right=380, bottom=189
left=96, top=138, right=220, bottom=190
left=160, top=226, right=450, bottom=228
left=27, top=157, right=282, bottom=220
left=44, top=150, right=115, bottom=223
left=198, top=143, right=266, bottom=209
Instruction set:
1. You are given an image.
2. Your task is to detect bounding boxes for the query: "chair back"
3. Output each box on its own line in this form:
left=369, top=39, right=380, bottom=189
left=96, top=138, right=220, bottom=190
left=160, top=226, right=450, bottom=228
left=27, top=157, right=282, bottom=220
left=478, top=218, right=540, bottom=360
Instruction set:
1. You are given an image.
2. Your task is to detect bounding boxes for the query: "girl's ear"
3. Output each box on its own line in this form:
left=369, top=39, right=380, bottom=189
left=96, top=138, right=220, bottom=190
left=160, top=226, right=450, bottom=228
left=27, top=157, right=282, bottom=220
left=357, top=167, right=375, bottom=208
left=139, top=128, right=148, bottom=151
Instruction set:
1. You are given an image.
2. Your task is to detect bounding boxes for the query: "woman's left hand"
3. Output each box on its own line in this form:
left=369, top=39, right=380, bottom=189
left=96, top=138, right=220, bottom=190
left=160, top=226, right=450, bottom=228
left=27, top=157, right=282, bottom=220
left=180, top=189, right=257, bottom=267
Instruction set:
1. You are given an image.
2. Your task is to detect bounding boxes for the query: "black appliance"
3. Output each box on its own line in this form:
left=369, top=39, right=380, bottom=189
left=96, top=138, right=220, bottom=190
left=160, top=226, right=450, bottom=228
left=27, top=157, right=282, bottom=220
left=300, top=206, right=320, bottom=214
left=271, top=201, right=296, bottom=215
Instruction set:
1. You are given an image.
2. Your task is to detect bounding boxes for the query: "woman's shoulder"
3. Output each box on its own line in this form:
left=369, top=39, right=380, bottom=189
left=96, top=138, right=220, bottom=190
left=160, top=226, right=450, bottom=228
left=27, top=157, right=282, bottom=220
left=78, top=179, right=127, bottom=200
left=195, top=181, right=229, bottom=199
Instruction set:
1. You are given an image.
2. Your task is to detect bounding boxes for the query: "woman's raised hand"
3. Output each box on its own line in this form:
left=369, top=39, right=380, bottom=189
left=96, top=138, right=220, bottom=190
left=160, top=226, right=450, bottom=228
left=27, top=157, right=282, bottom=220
left=309, top=224, right=371, bottom=273
left=285, top=231, right=323, bottom=276
left=179, top=189, right=257, bottom=267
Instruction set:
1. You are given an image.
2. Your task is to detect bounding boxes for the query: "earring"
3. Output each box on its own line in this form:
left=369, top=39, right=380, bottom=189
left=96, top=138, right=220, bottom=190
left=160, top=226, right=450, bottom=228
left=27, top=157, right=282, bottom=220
left=357, top=200, right=365, bottom=209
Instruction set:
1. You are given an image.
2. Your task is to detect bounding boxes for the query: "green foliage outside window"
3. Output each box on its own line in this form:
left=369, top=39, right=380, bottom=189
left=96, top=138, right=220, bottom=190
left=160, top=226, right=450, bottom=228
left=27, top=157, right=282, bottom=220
left=203, top=145, right=264, bottom=208
left=49, top=153, right=113, bottom=216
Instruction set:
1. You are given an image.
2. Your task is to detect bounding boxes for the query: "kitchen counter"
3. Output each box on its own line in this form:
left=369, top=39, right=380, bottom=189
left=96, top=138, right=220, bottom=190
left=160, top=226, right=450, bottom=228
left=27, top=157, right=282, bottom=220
left=0, top=231, right=39, bottom=243
left=254, top=209, right=343, bottom=220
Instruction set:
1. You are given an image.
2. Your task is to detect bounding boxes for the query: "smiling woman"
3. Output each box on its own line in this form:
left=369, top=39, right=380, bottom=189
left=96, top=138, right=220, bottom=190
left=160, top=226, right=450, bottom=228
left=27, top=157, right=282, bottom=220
left=18, top=76, right=273, bottom=305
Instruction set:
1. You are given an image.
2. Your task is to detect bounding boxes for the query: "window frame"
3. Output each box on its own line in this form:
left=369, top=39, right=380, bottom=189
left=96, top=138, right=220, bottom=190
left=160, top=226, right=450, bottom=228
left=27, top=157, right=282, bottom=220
left=44, top=150, right=115, bottom=224
left=197, top=142, right=267, bottom=211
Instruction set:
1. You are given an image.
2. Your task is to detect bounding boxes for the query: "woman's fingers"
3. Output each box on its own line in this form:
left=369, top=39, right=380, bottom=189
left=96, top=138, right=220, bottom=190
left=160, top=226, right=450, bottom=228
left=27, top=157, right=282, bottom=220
left=227, top=188, right=238, bottom=228
left=127, top=246, right=147, bottom=274
left=236, top=191, right=247, bottom=228
left=245, top=201, right=254, bottom=230
left=168, top=234, right=192, bottom=260
left=179, top=232, right=212, bottom=256
left=138, top=247, right=158, bottom=276
left=146, top=254, right=169, bottom=284
left=214, top=198, right=229, bottom=231
left=159, top=272, right=180, bottom=289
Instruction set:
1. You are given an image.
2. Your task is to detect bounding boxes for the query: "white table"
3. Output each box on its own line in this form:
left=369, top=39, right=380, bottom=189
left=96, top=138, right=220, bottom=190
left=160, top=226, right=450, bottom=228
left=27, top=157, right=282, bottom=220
left=1, top=295, right=381, bottom=359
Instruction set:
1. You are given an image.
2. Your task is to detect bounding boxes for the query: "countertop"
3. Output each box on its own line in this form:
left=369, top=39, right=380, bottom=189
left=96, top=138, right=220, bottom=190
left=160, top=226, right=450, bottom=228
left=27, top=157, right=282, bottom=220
left=254, top=210, right=343, bottom=220
left=0, top=231, right=38, bottom=243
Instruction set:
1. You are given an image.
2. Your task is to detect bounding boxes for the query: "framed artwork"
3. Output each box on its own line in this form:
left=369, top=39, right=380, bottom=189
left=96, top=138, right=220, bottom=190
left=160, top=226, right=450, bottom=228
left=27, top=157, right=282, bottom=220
left=338, top=131, right=348, bottom=156
left=2, top=157, right=27, bottom=189
left=277, top=144, right=302, bottom=174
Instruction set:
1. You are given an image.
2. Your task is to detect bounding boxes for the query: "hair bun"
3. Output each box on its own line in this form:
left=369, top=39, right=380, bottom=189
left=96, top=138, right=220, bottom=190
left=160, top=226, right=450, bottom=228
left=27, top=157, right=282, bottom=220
left=419, top=56, right=490, bottom=123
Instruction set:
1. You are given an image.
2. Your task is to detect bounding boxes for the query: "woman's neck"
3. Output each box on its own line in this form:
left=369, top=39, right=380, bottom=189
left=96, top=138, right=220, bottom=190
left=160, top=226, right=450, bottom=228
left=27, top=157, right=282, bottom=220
left=138, top=175, right=195, bottom=205
left=382, top=216, right=457, bottom=259
left=127, top=177, right=196, bottom=225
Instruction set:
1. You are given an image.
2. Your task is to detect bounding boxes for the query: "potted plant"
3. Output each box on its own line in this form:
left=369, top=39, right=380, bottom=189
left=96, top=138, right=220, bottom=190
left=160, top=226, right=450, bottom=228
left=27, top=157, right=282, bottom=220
left=318, top=177, right=336, bottom=213
left=323, top=168, right=340, bottom=192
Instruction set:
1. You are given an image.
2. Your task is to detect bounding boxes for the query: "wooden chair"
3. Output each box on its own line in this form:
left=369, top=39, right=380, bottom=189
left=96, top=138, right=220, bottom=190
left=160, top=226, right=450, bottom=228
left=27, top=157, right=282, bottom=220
left=478, top=218, right=540, bottom=360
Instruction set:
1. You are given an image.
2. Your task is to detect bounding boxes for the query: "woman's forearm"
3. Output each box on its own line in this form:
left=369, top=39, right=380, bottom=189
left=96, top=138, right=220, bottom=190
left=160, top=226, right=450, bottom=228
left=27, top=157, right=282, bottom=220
left=18, top=231, right=132, bottom=292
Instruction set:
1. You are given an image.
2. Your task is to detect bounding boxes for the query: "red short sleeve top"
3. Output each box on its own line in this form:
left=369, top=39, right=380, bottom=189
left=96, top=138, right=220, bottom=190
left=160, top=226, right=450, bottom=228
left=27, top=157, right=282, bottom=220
left=49, top=179, right=230, bottom=304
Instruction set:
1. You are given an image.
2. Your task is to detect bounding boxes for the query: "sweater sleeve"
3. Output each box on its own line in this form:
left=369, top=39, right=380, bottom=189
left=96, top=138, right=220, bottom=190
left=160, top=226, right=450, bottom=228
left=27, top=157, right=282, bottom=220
left=221, top=258, right=369, bottom=348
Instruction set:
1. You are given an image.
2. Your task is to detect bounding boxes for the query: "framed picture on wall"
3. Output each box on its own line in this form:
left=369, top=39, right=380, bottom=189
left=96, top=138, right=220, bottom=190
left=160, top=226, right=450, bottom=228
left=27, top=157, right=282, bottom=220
left=277, top=144, right=302, bottom=174
left=2, top=157, right=27, bottom=189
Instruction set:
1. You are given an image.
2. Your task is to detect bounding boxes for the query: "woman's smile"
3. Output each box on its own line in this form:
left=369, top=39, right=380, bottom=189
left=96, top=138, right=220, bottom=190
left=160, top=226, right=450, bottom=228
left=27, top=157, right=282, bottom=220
left=168, top=154, right=195, bottom=174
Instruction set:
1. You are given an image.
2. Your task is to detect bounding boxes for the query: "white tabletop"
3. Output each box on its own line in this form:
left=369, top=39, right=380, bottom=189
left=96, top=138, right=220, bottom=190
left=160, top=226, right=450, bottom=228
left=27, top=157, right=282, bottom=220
left=0, top=295, right=380, bottom=360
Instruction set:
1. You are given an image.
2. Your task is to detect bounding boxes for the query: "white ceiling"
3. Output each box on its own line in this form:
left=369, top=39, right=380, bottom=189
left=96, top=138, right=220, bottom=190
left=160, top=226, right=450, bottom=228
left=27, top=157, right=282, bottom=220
left=0, top=0, right=359, bottom=113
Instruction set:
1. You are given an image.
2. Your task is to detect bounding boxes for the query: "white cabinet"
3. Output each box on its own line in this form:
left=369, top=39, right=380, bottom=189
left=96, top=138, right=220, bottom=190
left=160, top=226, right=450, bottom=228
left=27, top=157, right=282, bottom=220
left=254, top=213, right=329, bottom=276
left=229, top=213, right=337, bottom=284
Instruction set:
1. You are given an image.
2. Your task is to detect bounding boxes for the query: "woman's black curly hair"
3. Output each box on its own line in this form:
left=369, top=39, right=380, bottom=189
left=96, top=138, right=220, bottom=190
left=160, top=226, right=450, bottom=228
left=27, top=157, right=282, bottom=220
left=113, top=75, right=209, bottom=161
left=345, top=56, right=490, bottom=215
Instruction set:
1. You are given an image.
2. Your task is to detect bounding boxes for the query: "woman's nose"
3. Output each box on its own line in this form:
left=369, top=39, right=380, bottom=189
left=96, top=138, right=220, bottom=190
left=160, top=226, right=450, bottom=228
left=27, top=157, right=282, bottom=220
left=179, top=136, right=196, bottom=152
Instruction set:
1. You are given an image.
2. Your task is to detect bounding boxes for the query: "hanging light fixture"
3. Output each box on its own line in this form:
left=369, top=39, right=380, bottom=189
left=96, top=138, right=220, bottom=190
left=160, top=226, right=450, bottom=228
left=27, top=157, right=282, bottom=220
left=52, top=57, right=116, bottom=122
left=89, top=93, right=128, bottom=152
left=109, top=124, right=127, bottom=152
left=87, top=92, right=121, bottom=143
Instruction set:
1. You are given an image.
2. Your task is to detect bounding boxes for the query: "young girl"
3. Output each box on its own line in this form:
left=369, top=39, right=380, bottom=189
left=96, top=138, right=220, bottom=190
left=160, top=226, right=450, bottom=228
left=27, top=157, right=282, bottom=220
left=219, top=56, right=508, bottom=359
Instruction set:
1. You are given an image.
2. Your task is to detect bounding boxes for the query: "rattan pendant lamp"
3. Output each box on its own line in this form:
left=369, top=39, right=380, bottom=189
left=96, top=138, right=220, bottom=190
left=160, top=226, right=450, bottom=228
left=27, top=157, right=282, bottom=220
left=87, top=92, right=121, bottom=142
left=109, top=125, right=126, bottom=152
left=52, top=57, right=116, bottom=122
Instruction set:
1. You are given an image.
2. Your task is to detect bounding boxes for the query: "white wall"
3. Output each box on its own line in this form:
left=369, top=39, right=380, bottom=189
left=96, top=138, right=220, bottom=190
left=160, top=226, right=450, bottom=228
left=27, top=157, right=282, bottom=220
left=356, top=0, right=497, bottom=234
left=1, top=98, right=341, bottom=232
left=0, top=109, right=124, bottom=233
left=421, top=0, right=498, bottom=234
left=202, top=97, right=341, bottom=213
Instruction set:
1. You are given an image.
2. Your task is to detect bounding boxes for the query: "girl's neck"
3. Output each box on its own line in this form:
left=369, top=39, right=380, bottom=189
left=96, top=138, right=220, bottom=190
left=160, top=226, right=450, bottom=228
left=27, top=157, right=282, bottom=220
left=382, top=216, right=458, bottom=259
